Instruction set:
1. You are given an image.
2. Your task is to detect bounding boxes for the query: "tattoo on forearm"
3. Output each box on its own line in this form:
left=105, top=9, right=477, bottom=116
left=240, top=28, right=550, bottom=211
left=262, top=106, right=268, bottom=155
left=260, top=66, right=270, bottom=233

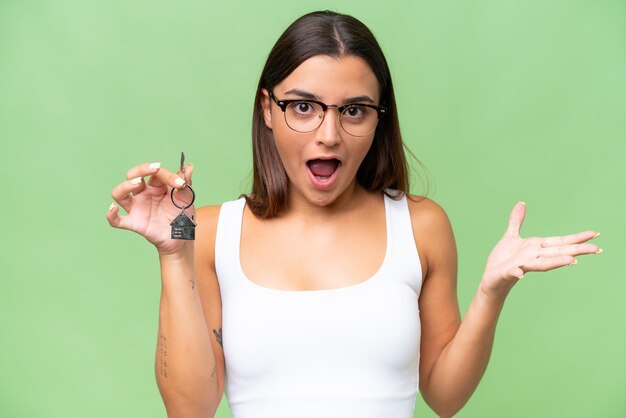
left=213, top=328, right=222, bottom=348
left=190, top=276, right=196, bottom=290
left=159, top=334, right=168, bottom=378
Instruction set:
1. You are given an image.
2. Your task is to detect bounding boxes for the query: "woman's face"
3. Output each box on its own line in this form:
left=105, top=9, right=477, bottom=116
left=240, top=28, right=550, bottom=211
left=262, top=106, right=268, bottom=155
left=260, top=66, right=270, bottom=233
left=262, top=54, right=381, bottom=208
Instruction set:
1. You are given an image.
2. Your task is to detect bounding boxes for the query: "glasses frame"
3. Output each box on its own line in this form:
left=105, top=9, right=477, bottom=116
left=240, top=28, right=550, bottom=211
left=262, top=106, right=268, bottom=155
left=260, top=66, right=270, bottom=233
left=268, top=91, right=387, bottom=137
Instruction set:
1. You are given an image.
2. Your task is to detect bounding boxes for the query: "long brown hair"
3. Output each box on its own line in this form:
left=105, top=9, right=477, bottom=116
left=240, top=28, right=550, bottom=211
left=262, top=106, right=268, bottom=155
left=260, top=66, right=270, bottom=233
left=246, top=11, right=412, bottom=218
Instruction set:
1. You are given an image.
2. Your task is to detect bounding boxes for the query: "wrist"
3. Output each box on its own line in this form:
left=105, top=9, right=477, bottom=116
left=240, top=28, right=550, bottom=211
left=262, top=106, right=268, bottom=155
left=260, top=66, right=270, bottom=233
left=478, top=277, right=512, bottom=308
left=158, top=244, right=196, bottom=291
left=157, top=243, right=194, bottom=263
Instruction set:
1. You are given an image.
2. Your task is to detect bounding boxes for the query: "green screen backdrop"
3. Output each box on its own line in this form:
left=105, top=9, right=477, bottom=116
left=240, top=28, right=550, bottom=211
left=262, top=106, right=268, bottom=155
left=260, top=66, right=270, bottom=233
left=1, top=0, right=624, bottom=417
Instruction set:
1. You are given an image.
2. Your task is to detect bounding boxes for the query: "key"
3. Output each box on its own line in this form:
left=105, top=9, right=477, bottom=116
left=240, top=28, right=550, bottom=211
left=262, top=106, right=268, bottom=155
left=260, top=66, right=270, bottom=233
left=170, top=151, right=196, bottom=240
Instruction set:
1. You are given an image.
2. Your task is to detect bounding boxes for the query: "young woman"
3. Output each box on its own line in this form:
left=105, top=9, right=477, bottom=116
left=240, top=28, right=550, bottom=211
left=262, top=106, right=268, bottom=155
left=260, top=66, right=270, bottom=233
left=106, top=11, right=600, bottom=418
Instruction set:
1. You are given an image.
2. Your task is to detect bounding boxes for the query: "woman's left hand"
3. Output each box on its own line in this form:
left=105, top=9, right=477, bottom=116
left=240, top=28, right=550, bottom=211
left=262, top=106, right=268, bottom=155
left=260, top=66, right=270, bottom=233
left=480, top=202, right=601, bottom=299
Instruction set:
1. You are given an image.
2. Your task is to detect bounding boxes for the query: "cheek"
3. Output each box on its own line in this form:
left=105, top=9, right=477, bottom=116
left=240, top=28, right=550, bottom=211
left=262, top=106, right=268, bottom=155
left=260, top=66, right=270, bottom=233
left=351, top=138, right=375, bottom=167
left=271, top=130, right=300, bottom=171
left=269, top=111, right=293, bottom=146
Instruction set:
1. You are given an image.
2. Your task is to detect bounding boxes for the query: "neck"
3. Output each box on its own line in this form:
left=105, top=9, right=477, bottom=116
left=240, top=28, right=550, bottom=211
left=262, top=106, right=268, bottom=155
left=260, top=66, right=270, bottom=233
left=284, top=181, right=368, bottom=222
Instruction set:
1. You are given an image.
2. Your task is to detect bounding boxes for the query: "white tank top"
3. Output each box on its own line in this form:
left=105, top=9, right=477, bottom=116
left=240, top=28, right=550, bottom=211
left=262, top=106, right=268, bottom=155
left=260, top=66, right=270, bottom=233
left=215, top=192, right=423, bottom=418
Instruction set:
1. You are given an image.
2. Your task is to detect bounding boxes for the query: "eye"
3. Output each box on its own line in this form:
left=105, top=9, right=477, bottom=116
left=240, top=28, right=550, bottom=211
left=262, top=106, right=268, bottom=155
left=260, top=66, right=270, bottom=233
left=289, top=101, right=316, bottom=115
left=343, top=105, right=366, bottom=119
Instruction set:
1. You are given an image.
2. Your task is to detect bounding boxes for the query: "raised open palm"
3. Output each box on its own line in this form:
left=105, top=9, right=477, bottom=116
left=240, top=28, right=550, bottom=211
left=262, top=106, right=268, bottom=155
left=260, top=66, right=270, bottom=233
left=480, top=202, right=601, bottom=297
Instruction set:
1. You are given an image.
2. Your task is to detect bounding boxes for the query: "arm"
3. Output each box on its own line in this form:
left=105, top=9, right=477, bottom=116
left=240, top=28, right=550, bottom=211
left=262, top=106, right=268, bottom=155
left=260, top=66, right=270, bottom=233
left=155, top=205, right=225, bottom=418
left=410, top=199, right=600, bottom=418
left=156, top=247, right=219, bottom=418
left=106, top=162, right=224, bottom=418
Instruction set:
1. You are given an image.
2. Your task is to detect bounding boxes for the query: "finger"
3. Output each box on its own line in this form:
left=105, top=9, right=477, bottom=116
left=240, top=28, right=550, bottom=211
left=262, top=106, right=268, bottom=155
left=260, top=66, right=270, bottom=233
left=126, top=162, right=162, bottom=180
left=507, top=266, right=525, bottom=279
left=105, top=202, right=133, bottom=230
left=504, top=201, right=526, bottom=238
left=541, top=230, right=600, bottom=247
left=177, top=163, right=194, bottom=185
left=522, top=255, right=576, bottom=272
left=538, top=243, right=601, bottom=258
left=111, top=176, right=147, bottom=213
left=147, top=166, right=186, bottom=189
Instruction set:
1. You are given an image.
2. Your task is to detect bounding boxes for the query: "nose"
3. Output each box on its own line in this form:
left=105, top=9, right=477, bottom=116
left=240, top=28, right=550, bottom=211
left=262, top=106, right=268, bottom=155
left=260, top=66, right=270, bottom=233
left=314, top=107, right=342, bottom=147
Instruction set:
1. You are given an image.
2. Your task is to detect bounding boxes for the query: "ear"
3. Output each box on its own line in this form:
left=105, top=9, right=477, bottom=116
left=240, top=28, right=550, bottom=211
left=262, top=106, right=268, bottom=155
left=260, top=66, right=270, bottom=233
left=260, top=88, right=272, bottom=129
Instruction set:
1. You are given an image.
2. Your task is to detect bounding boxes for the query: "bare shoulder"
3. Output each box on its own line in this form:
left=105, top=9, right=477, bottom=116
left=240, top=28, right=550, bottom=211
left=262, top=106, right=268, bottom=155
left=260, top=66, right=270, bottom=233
left=195, top=204, right=222, bottom=225
left=405, top=194, right=457, bottom=278
left=406, top=195, right=454, bottom=238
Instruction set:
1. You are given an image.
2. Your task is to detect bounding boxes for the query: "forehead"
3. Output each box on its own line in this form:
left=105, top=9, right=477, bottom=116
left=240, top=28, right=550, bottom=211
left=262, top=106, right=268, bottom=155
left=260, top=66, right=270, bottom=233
left=275, top=55, right=380, bottom=102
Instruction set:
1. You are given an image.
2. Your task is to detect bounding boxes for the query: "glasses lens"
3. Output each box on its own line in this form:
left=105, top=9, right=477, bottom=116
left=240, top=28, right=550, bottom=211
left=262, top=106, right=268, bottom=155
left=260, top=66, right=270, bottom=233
left=340, top=105, right=379, bottom=136
left=284, top=101, right=325, bottom=133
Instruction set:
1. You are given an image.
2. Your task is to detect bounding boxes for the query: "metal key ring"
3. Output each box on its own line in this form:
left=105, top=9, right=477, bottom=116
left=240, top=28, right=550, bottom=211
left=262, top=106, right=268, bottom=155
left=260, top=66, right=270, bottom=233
left=170, top=184, right=195, bottom=210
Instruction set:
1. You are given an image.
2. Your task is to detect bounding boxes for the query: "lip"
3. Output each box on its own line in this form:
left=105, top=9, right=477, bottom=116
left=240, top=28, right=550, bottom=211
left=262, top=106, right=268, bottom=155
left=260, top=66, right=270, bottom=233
left=307, top=155, right=342, bottom=163
left=306, top=156, right=342, bottom=190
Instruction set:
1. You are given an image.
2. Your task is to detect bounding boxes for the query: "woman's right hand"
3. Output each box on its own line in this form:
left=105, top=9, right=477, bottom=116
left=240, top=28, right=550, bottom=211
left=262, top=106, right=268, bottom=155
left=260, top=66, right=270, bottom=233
left=106, top=161, right=196, bottom=256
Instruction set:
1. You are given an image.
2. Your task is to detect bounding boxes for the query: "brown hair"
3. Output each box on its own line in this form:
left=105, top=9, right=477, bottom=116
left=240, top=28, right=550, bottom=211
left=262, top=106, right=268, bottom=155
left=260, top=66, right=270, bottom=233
left=245, top=10, right=413, bottom=218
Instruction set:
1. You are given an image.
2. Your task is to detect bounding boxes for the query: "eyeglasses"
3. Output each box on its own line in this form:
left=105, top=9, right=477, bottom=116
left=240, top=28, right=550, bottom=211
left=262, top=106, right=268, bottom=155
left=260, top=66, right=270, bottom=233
left=269, top=91, right=387, bottom=137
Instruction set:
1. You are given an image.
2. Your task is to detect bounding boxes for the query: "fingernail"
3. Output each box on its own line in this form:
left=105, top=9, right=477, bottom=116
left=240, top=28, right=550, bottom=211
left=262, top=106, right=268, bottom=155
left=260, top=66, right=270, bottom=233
left=108, top=202, right=117, bottom=212
left=149, top=162, right=161, bottom=170
left=174, top=177, right=186, bottom=187
left=570, top=259, right=578, bottom=265
left=131, top=177, right=142, bottom=185
left=519, top=201, right=526, bottom=206
left=596, top=248, right=603, bottom=254
left=593, top=232, right=601, bottom=239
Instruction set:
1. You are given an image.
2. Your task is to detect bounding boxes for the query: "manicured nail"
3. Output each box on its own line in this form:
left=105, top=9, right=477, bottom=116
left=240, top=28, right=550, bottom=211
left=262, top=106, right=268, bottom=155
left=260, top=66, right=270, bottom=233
left=131, top=176, right=142, bottom=185
left=570, top=259, right=578, bottom=265
left=149, top=162, right=161, bottom=170
left=108, top=202, right=117, bottom=212
left=596, top=248, right=603, bottom=254
left=174, top=177, right=186, bottom=187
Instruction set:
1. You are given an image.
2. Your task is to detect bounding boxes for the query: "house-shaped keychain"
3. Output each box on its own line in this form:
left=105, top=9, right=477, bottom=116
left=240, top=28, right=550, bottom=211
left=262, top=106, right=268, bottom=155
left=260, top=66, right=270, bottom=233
left=170, top=211, right=196, bottom=240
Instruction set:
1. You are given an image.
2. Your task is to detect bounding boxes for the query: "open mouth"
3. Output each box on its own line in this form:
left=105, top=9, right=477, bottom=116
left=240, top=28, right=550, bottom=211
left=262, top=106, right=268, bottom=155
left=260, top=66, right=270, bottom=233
left=306, top=158, right=341, bottom=181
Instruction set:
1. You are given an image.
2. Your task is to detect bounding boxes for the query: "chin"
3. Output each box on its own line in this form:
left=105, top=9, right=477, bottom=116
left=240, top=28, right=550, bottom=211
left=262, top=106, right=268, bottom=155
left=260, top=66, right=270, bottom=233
left=302, top=181, right=357, bottom=208
left=303, top=190, right=337, bottom=207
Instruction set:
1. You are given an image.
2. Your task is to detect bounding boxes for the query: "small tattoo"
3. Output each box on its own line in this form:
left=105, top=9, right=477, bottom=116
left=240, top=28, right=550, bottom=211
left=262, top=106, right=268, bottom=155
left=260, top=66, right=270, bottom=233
left=159, top=334, right=168, bottom=378
left=190, top=277, right=196, bottom=290
left=213, top=328, right=222, bottom=348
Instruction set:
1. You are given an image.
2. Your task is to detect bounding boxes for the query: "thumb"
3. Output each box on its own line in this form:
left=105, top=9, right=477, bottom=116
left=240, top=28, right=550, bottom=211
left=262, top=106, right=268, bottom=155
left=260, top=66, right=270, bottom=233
left=504, top=201, right=526, bottom=238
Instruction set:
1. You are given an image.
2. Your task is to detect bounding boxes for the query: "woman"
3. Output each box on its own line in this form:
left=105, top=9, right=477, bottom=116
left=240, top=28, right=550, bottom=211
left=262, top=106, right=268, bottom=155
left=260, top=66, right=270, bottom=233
left=106, top=11, right=600, bottom=418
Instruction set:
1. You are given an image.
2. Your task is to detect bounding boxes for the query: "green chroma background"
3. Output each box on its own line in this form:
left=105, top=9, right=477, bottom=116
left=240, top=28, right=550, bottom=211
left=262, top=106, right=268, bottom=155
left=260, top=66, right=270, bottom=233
left=1, top=0, right=624, bottom=417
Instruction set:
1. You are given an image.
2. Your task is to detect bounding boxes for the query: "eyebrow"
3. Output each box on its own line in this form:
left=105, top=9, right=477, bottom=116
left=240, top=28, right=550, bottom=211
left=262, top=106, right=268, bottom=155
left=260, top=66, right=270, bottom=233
left=283, top=89, right=375, bottom=104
